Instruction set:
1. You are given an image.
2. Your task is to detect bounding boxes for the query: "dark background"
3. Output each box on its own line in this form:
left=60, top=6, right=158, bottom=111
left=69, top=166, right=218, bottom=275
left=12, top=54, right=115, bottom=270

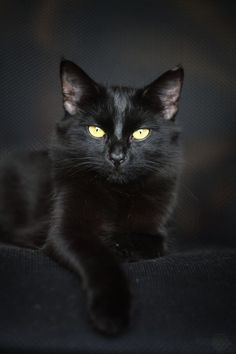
left=0, top=0, right=235, bottom=249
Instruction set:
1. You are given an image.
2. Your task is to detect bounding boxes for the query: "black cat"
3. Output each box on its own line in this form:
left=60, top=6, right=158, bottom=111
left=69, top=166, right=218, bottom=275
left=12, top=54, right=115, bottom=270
left=0, top=60, right=184, bottom=335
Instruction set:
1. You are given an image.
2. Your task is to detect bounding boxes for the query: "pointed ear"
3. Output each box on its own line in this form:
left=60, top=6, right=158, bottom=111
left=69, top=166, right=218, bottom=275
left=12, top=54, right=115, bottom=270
left=143, top=66, right=184, bottom=120
left=60, top=60, right=100, bottom=115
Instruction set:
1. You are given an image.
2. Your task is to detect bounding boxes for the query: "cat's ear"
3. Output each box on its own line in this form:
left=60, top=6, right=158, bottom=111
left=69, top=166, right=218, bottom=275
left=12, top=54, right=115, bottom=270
left=142, top=66, right=184, bottom=120
left=60, top=60, right=100, bottom=115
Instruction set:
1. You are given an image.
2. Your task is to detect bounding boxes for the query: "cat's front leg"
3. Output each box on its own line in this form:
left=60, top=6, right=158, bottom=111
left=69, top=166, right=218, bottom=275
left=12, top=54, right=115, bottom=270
left=46, top=207, right=131, bottom=335
left=85, top=248, right=131, bottom=335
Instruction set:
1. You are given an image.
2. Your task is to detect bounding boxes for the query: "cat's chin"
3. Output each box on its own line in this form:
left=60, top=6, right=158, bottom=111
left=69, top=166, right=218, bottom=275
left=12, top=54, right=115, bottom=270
left=106, top=173, right=129, bottom=185
left=104, top=169, right=131, bottom=184
left=104, top=167, right=150, bottom=185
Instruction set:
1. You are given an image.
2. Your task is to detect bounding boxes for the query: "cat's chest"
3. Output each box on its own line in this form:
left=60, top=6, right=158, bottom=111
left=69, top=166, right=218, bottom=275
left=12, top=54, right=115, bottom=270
left=70, top=178, right=171, bottom=234
left=110, top=188, right=166, bottom=234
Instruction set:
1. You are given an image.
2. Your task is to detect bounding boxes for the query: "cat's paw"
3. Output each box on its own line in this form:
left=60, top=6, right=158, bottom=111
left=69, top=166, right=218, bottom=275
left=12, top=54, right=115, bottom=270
left=87, top=284, right=131, bottom=336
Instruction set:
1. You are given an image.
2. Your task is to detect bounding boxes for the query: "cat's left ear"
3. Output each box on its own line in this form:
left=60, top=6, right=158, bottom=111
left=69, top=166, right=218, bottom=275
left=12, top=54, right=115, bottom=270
left=60, top=60, right=100, bottom=115
left=142, top=66, right=184, bottom=120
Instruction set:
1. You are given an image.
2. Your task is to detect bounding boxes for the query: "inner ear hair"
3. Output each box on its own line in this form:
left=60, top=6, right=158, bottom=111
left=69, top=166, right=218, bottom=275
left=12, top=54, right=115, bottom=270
left=61, top=76, right=82, bottom=115
left=159, top=82, right=182, bottom=120
left=158, top=66, right=184, bottom=120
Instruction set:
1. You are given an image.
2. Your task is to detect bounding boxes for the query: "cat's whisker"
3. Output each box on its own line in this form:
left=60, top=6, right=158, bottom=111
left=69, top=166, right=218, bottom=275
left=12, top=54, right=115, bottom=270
left=55, top=158, right=105, bottom=175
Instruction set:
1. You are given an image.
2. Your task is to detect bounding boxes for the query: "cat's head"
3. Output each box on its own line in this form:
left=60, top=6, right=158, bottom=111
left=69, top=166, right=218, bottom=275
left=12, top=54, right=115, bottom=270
left=54, top=60, right=184, bottom=184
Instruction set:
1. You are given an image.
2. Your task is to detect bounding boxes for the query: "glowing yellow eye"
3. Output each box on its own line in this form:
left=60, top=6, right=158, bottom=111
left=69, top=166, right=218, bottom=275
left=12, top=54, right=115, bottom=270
left=88, top=126, right=106, bottom=138
left=132, top=128, right=150, bottom=140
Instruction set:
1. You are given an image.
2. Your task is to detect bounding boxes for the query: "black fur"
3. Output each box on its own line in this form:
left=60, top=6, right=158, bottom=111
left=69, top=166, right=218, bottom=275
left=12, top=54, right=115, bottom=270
left=0, top=60, right=184, bottom=335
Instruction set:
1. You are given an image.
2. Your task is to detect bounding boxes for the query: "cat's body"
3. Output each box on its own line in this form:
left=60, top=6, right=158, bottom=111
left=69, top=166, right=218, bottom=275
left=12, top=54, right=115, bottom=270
left=0, top=151, right=51, bottom=248
left=0, top=149, right=172, bottom=258
left=0, top=61, right=184, bottom=335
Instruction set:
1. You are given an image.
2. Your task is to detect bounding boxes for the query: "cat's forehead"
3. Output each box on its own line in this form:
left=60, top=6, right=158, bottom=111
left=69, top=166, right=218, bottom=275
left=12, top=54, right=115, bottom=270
left=113, top=90, right=129, bottom=114
left=98, top=86, right=149, bottom=135
left=107, top=87, right=135, bottom=116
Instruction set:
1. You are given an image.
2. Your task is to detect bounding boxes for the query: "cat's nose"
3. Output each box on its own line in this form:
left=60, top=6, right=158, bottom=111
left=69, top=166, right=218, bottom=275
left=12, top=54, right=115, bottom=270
left=109, top=151, right=125, bottom=167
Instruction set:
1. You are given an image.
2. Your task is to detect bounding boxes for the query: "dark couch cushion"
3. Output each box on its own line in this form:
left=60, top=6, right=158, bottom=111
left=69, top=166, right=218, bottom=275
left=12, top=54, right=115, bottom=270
left=0, top=245, right=235, bottom=353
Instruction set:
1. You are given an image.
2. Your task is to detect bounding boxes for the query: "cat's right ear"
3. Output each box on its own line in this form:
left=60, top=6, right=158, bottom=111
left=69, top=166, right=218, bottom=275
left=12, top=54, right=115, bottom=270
left=141, top=66, right=184, bottom=120
left=60, top=60, right=100, bottom=115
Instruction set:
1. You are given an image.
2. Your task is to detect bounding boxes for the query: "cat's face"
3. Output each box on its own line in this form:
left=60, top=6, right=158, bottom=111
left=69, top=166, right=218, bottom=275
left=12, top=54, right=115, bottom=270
left=55, top=60, right=184, bottom=184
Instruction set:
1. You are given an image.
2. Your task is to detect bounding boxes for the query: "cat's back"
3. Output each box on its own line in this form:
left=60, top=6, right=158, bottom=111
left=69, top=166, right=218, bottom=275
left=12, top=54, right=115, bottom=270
left=0, top=150, right=52, bottom=248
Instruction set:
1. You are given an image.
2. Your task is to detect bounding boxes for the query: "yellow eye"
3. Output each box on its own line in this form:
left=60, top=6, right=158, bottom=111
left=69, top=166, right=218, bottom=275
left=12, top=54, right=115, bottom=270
left=88, top=126, right=106, bottom=138
left=132, top=128, right=150, bottom=140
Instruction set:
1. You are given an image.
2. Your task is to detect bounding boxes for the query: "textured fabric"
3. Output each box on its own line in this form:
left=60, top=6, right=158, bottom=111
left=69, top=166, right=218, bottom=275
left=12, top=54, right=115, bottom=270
left=0, top=245, right=235, bottom=353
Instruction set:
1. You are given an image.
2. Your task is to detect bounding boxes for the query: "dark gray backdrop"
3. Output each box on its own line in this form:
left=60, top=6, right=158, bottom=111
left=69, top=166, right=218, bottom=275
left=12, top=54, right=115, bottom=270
left=0, top=0, right=235, bottom=248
